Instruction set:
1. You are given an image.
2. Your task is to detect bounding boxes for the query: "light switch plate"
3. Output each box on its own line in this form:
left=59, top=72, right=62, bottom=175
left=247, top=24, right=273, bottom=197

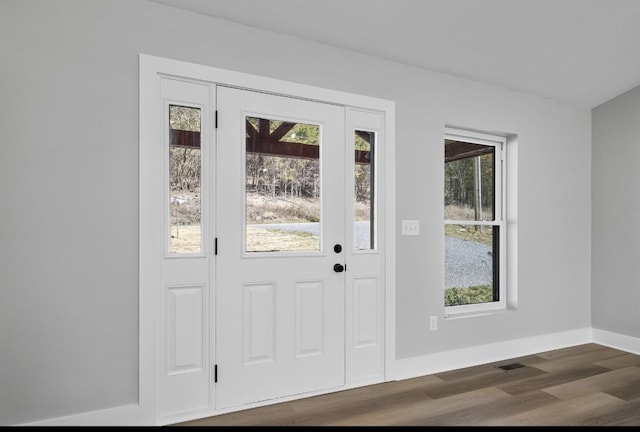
left=402, top=220, right=420, bottom=236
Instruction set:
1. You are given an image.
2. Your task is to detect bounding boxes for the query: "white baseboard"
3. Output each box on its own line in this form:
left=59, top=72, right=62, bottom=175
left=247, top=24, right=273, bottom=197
left=592, top=328, right=640, bottom=355
left=389, top=327, right=593, bottom=381
left=18, top=403, right=145, bottom=427
left=158, top=374, right=387, bottom=426
left=19, top=326, right=640, bottom=427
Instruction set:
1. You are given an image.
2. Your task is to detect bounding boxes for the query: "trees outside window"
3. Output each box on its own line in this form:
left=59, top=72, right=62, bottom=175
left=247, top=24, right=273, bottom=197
left=444, top=128, right=506, bottom=312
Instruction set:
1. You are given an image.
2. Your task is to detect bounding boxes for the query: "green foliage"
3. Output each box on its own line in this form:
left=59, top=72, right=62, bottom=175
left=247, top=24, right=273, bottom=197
left=170, top=105, right=201, bottom=131
left=354, top=131, right=373, bottom=202
left=245, top=119, right=373, bottom=206
left=246, top=118, right=320, bottom=199
left=354, top=132, right=370, bottom=150
left=445, top=285, right=493, bottom=306
left=282, top=122, right=319, bottom=145
left=444, top=222, right=493, bottom=246
left=444, top=153, right=494, bottom=212
left=354, top=164, right=371, bottom=202
left=169, top=105, right=202, bottom=193
left=246, top=154, right=320, bottom=199
left=170, top=148, right=201, bottom=192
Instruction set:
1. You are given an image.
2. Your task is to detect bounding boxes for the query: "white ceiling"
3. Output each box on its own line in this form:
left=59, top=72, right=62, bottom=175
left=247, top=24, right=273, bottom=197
left=149, top=0, right=640, bottom=108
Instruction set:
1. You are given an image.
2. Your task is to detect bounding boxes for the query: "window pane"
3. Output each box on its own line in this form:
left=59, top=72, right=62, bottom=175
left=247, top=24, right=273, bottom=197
left=444, top=225, right=498, bottom=306
left=245, top=117, right=320, bottom=252
left=354, top=130, right=375, bottom=250
left=169, top=105, right=202, bottom=254
left=444, top=140, right=495, bottom=221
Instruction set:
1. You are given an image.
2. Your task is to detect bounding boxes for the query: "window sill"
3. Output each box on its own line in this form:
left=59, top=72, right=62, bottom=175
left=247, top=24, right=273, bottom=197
left=444, top=306, right=514, bottom=320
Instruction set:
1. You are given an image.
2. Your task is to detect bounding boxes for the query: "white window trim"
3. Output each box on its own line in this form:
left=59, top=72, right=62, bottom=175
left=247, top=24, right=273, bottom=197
left=444, top=127, right=509, bottom=317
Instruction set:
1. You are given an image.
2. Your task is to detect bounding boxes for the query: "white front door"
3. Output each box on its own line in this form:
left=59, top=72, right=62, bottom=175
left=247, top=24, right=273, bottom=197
left=215, top=86, right=347, bottom=409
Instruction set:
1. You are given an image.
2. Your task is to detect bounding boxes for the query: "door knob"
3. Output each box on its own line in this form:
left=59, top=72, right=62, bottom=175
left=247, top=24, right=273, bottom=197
left=334, top=244, right=342, bottom=253
left=333, top=263, right=345, bottom=273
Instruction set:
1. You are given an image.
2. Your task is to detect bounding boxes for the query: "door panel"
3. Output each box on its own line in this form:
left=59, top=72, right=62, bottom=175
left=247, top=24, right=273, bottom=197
left=216, top=86, right=346, bottom=409
left=159, top=78, right=212, bottom=416
left=345, top=108, right=385, bottom=385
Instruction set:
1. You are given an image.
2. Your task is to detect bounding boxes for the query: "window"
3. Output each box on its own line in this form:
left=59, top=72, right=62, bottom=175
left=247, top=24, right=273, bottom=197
left=354, top=130, right=376, bottom=250
left=444, top=128, right=506, bottom=313
left=169, top=104, right=202, bottom=254
left=244, top=116, right=321, bottom=252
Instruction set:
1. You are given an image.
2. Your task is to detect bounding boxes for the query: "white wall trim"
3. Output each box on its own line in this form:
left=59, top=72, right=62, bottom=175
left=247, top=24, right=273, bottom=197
left=19, top=327, right=640, bottom=426
left=384, top=106, right=397, bottom=383
left=592, top=328, right=640, bottom=355
left=389, top=328, right=593, bottom=381
left=18, top=403, right=143, bottom=427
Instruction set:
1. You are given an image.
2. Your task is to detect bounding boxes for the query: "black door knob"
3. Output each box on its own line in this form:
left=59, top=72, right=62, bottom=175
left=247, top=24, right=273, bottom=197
left=334, top=244, right=342, bottom=253
left=333, top=263, right=345, bottom=273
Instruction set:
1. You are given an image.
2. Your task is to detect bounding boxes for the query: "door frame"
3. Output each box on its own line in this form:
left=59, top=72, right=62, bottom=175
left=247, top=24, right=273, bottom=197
left=139, top=54, right=396, bottom=425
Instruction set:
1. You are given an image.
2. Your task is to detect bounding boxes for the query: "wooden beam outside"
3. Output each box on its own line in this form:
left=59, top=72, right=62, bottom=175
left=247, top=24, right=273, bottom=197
left=445, top=139, right=493, bottom=162
left=169, top=128, right=371, bottom=164
left=269, top=122, right=297, bottom=141
left=170, top=129, right=200, bottom=149
left=247, top=138, right=319, bottom=160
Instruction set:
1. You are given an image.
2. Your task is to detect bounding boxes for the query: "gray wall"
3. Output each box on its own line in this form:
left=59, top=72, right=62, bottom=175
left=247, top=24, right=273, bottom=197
left=592, top=84, right=640, bottom=337
left=0, top=0, right=592, bottom=425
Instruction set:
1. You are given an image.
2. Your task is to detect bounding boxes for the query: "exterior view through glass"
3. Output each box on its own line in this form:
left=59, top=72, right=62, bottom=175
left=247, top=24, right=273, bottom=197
left=169, top=105, right=202, bottom=254
left=245, top=116, right=321, bottom=252
left=354, top=130, right=376, bottom=250
left=444, top=139, right=497, bottom=306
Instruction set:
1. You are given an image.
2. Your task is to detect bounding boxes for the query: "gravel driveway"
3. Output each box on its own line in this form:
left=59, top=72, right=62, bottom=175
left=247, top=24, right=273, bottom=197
left=445, top=236, right=492, bottom=288
left=249, top=222, right=492, bottom=288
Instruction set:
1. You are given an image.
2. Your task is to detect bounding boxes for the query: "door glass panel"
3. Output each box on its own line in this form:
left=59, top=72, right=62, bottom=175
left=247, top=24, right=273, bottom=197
left=169, top=105, right=202, bottom=254
left=245, top=116, right=320, bottom=252
left=354, top=130, right=376, bottom=250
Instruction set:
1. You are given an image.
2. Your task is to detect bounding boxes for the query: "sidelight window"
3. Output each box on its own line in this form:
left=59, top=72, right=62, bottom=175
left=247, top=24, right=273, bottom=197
left=169, top=105, right=202, bottom=254
left=354, top=130, right=376, bottom=250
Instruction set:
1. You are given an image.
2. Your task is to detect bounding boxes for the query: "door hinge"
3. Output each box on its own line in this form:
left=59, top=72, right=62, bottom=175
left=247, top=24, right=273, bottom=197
left=215, top=110, right=218, bottom=129
left=214, top=364, right=218, bottom=383
left=215, top=237, right=218, bottom=255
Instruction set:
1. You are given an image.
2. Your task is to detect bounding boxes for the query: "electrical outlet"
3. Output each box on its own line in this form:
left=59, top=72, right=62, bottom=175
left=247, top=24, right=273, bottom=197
left=429, top=315, right=438, bottom=331
left=402, top=219, right=420, bottom=236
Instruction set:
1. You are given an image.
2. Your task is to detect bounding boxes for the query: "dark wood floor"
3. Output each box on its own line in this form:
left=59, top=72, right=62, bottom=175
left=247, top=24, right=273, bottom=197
left=175, top=343, right=640, bottom=426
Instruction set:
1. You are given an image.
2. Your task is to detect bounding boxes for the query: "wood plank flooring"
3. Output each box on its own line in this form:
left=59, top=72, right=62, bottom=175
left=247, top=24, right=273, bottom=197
left=174, top=343, right=640, bottom=426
